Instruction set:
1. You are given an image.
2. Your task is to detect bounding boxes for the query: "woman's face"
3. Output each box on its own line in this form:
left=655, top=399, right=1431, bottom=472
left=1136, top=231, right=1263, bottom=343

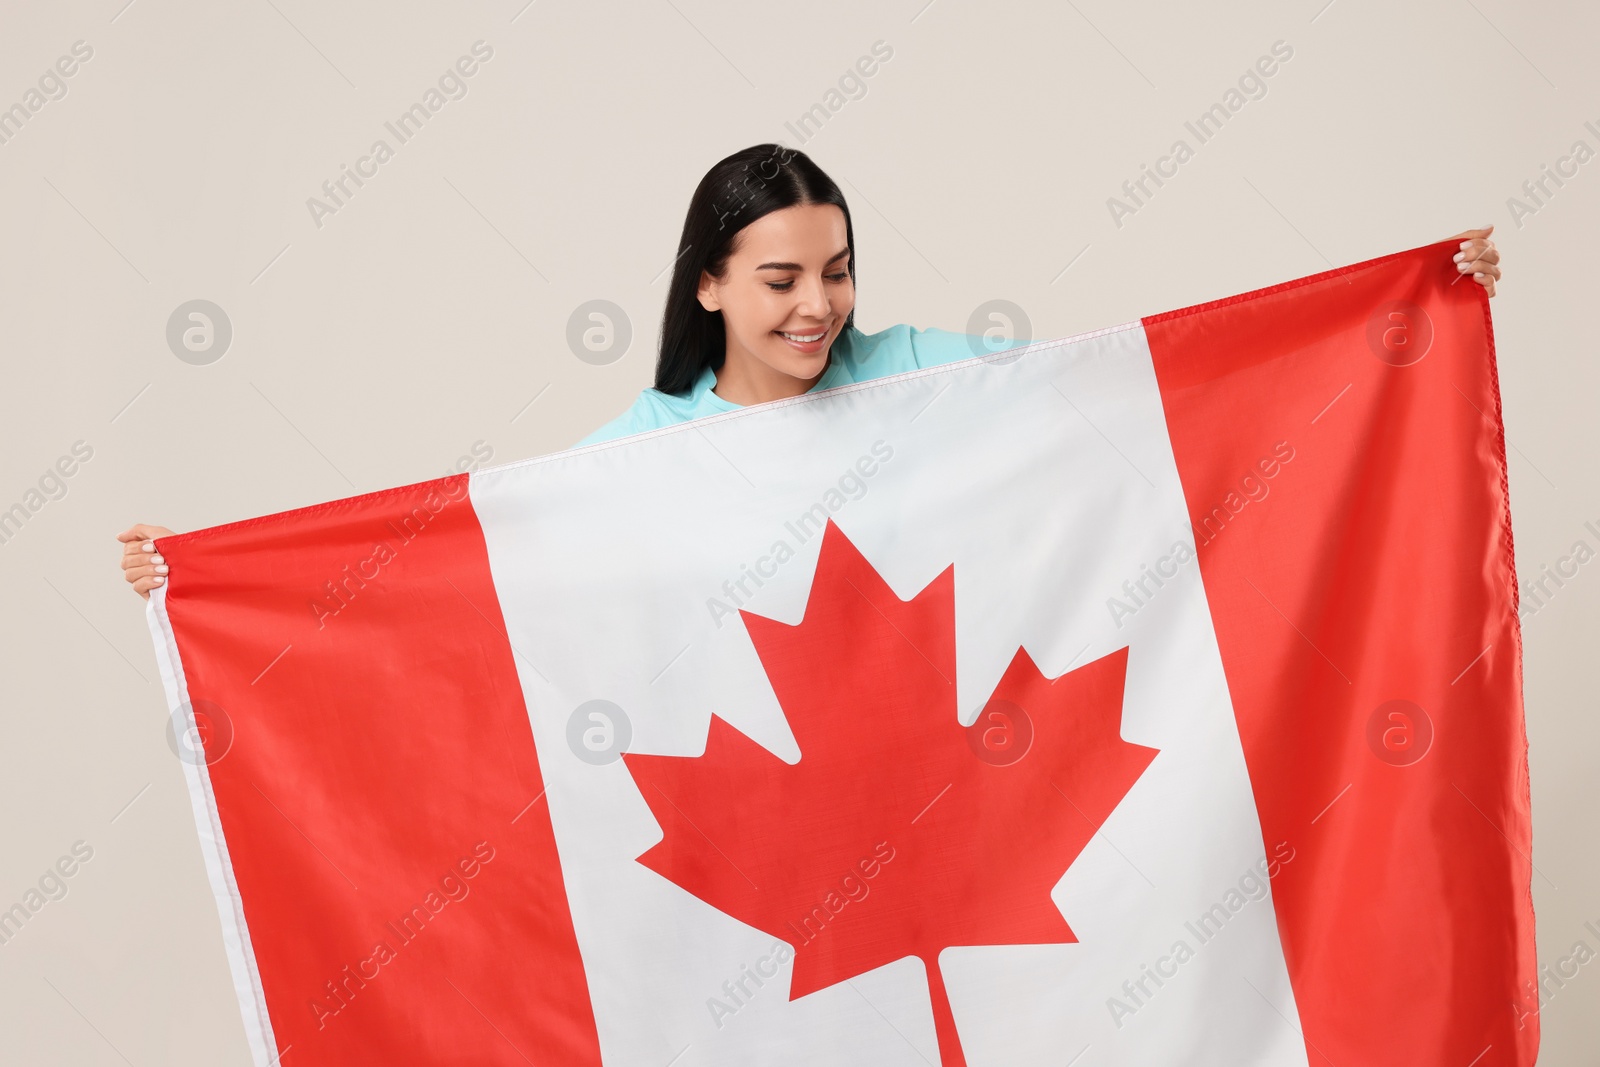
left=698, top=202, right=855, bottom=386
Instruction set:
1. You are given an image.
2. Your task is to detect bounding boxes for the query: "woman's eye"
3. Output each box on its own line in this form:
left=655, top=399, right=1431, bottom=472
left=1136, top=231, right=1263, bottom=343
left=767, top=272, right=849, bottom=292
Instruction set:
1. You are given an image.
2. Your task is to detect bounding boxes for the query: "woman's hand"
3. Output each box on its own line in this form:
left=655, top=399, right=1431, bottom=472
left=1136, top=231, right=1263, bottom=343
left=118, top=524, right=176, bottom=600
left=1449, top=225, right=1500, bottom=297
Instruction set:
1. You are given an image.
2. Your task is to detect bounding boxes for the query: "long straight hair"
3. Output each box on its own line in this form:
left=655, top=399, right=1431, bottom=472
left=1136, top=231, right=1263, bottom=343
left=654, top=144, right=857, bottom=396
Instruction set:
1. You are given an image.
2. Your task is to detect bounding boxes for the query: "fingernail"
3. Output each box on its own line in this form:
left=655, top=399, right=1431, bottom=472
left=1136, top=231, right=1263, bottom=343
left=1460, top=241, right=1473, bottom=249
left=1453, top=252, right=1465, bottom=261
left=155, top=565, right=169, bottom=575
left=1458, top=262, right=1471, bottom=271
left=151, top=554, right=164, bottom=565
left=141, top=541, right=154, bottom=552
left=152, top=576, right=165, bottom=585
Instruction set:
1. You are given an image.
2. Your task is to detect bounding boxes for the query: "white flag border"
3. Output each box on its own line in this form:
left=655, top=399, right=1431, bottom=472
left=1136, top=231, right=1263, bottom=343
left=146, top=584, right=283, bottom=1067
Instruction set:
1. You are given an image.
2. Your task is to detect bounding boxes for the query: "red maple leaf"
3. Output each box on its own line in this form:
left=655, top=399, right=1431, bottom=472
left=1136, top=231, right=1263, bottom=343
left=623, top=519, right=1158, bottom=1065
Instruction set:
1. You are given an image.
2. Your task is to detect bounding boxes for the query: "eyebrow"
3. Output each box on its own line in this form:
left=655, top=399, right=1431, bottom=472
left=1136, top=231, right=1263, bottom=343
left=754, top=248, right=851, bottom=271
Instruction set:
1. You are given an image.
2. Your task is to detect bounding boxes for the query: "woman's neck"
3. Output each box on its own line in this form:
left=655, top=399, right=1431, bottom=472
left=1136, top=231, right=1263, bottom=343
left=712, top=349, right=830, bottom=406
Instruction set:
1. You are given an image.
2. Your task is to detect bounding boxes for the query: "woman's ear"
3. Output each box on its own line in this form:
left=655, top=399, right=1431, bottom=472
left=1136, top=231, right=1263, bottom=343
left=697, top=270, right=722, bottom=313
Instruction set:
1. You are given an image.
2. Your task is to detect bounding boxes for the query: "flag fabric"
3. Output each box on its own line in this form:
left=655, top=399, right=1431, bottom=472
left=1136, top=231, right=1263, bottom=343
left=145, top=238, right=1535, bottom=1067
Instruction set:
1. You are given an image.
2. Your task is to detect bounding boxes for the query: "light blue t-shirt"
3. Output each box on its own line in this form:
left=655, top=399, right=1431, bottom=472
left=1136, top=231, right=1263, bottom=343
left=573, top=323, right=1033, bottom=448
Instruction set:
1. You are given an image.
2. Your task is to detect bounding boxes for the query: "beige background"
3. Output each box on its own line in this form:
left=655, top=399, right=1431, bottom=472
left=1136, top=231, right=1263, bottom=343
left=2, top=0, right=1594, bottom=1062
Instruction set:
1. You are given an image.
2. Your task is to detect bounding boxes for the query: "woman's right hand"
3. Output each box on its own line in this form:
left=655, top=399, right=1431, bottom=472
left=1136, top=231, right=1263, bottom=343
left=117, top=524, right=177, bottom=600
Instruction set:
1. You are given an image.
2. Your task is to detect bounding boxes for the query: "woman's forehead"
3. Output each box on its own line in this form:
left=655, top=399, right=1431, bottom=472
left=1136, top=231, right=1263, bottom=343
left=734, top=204, right=848, bottom=261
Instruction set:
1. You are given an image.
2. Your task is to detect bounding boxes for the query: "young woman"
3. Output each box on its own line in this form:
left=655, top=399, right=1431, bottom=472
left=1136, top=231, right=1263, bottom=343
left=117, top=143, right=1502, bottom=596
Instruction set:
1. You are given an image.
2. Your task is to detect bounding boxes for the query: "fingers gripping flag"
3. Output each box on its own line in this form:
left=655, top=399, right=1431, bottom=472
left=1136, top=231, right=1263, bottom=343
left=146, top=239, right=1534, bottom=1066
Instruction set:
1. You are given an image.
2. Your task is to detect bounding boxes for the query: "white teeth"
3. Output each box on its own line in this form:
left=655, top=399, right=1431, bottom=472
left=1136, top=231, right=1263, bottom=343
left=780, top=331, right=826, bottom=343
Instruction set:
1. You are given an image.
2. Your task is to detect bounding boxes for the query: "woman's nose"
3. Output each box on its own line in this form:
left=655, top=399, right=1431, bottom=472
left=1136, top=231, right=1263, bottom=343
left=795, top=275, right=831, bottom=319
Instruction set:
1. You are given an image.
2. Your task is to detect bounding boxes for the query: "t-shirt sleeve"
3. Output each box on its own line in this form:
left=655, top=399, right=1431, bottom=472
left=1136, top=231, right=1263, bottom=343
left=907, top=325, right=987, bottom=369
left=870, top=324, right=1037, bottom=371
left=572, top=395, right=656, bottom=449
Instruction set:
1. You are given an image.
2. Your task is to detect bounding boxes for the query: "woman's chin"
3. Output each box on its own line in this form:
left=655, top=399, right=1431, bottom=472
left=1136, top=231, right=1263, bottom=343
left=763, top=339, right=830, bottom=376
left=783, top=353, right=831, bottom=383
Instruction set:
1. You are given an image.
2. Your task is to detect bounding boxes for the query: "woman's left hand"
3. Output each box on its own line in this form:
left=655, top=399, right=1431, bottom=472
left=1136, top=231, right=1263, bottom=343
left=1449, top=225, right=1500, bottom=297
